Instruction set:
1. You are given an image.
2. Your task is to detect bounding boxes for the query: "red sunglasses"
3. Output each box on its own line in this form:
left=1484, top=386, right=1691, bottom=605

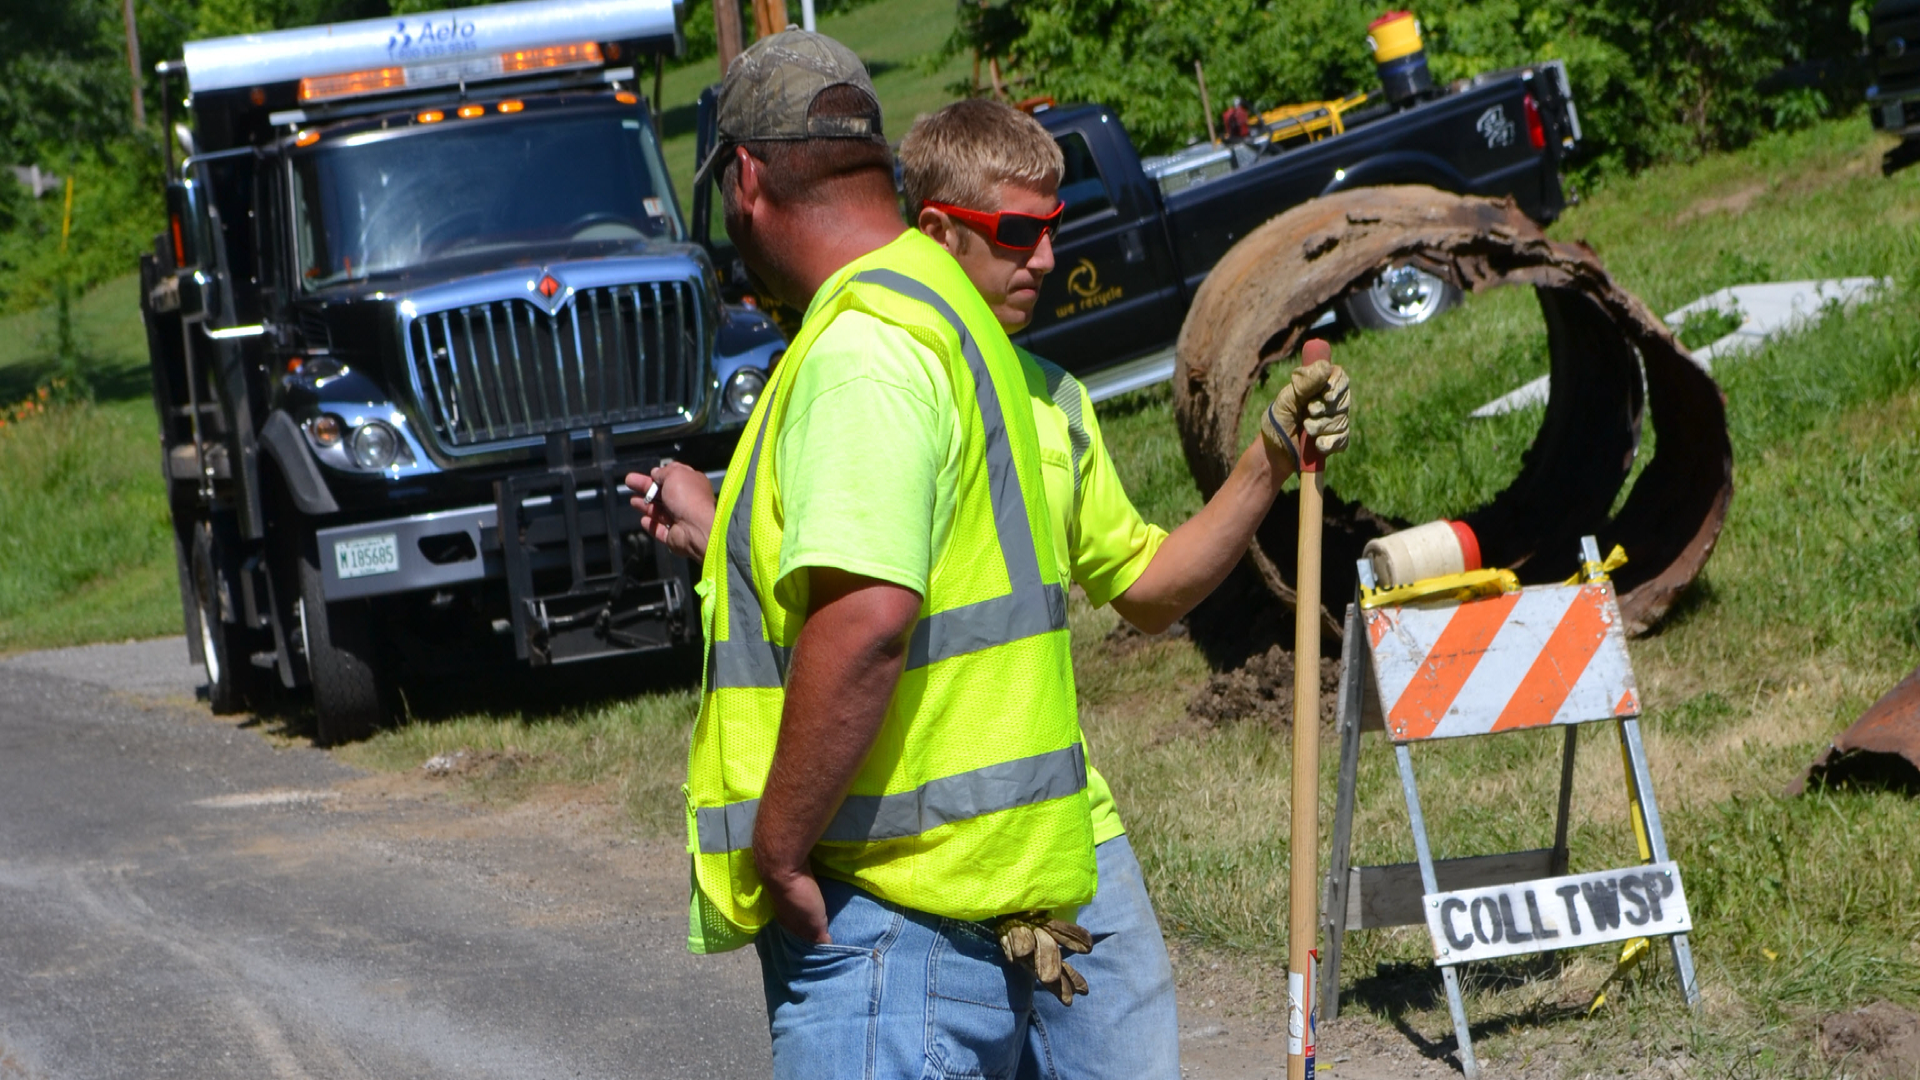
left=921, top=199, right=1064, bottom=250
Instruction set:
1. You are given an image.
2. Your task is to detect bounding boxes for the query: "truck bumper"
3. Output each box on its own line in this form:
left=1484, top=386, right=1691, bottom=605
left=1869, top=84, right=1920, bottom=137
left=317, top=505, right=500, bottom=602
left=315, top=453, right=706, bottom=665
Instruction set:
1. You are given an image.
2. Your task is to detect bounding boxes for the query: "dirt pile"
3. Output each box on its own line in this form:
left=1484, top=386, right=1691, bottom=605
left=1187, top=644, right=1341, bottom=730
left=1821, top=1001, right=1920, bottom=1079
left=421, top=748, right=532, bottom=780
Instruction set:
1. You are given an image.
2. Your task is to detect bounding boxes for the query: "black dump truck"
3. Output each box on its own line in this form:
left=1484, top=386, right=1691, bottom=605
left=1868, top=0, right=1920, bottom=174
left=141, top=0, right=784, bottom=743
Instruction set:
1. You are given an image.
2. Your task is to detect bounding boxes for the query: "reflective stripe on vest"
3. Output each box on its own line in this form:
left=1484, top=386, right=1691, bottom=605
left=694, top=742, right=1087, bottom=854
left=708, top=268, right=1066, bottom=690
left=708, top=412, right=790, bottom=689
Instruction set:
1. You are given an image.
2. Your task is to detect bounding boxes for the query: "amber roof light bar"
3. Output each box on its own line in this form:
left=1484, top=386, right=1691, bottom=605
left=181, top=0, right=674, bottom=95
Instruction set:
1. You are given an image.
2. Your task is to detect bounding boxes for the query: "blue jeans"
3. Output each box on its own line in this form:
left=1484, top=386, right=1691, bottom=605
left=756, top=875, right=1035, bottom=1080
left=1017, top=835, right=1181, bottom=1080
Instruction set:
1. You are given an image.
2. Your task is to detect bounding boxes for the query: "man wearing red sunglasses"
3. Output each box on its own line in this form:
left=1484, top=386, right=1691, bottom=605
left=898, top=98, right=1351, bottom=1080
left=630, top=93, right=1351, bottom=1080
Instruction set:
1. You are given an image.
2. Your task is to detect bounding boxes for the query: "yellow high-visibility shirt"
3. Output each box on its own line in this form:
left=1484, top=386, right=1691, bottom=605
left=1019, top=349, right=1169, bottom=845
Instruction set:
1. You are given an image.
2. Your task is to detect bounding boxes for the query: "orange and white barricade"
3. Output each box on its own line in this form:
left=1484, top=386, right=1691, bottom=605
left=1319, top=538, right=1700, bottom=1078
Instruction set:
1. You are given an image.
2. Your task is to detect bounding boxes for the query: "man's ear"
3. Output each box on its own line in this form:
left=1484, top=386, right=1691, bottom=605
left=916, top=206, right=963, bottom=256
left=733, top=145, right=764, bottom=216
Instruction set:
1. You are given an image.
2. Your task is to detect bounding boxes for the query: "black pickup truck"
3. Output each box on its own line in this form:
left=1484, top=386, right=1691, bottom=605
left=1014, top=62, right=1582, bottom=396
left=695, top=58, right=1581, bottom=399
left=1868, top=0, right=1920, bottom=174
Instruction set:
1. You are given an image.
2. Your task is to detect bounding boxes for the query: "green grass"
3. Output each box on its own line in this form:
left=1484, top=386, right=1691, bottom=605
left=339, top=688, right=702, bottom=837
left=0, top=274, right=181, bottom=654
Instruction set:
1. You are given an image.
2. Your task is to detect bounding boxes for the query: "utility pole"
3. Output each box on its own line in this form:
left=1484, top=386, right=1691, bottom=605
left=123, top=0, right=147, bottom=128
left=714, top=0, right=744, bottom=75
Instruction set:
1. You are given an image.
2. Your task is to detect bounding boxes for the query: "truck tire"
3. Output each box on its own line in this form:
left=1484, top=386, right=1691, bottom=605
left=192, top=546, right=252, bottom=715
left=1342, top=263, right=1462, bottom=330
left=297, top=547, right=392, bottom=746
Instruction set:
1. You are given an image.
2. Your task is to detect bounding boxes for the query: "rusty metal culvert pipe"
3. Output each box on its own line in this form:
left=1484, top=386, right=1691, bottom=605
left=1174, top=187, right=1733, bottom=637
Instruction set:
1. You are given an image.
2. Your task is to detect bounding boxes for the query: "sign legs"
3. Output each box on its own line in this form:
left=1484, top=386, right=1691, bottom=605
left=1617, top=718, right=1702, bottom=1007
left=1320, top=599, right=1366, bottom=1022
left=1395, top=742, right=1481, bottom=1079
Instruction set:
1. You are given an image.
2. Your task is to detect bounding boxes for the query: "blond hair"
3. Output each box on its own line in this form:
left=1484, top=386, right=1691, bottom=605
left=898, top=98, right=1064, bottom=213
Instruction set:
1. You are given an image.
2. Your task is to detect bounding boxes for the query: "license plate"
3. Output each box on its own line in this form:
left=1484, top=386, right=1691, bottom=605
left=335, top=534, right=399, bottom=579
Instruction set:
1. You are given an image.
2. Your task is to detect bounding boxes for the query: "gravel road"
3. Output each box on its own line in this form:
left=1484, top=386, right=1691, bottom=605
left=0, top=639, right=767, bottom=1080
left=0, top=639, right=1455, bottom=1080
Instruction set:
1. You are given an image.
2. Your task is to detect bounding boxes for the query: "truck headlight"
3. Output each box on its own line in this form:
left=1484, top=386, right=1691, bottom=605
left=724, top=367, right=767, bottom=416
left=350, top=421, right=401, bottom=469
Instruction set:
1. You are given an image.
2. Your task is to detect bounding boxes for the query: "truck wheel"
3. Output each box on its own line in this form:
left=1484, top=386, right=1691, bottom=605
left=192, top=551, right=252, bottom=715
left=1342, top=263, right=1461, bottom=330
left=297, top=548, right=392, bottom=746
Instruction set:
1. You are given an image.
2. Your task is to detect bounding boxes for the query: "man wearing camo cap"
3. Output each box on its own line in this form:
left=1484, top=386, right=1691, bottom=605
left=656, top=30, right=1105, bottom=1080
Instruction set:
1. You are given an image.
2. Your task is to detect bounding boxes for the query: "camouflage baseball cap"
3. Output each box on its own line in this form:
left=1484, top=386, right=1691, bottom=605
left=692, top=29, right=884, bottom=187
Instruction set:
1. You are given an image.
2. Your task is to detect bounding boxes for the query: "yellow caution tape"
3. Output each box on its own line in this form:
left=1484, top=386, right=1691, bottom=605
left=1360, top=568, right=1521, bottom=610
left=1588, top=716, right=1658, bottom=1017
left=1565, top=544, right=1629, bottom=585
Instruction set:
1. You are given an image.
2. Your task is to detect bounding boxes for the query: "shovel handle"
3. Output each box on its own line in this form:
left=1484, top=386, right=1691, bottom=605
left=1288, top=338, right=1329, bottom=1080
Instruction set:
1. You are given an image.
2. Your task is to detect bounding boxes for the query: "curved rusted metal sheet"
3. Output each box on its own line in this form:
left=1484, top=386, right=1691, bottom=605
left=1173, top=186, right=1733, bottom=636
left=1788, top=666, right=1920, bottom=795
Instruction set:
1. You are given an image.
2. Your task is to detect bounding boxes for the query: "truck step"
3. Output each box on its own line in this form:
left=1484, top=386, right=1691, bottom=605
left=168, top=443, right=231, bottom=481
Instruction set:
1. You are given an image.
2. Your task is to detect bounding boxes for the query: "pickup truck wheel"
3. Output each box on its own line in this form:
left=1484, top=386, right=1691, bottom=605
left=297, top=548, right=392, bottom=746
left=1342, top=264, right=1461, bottom=330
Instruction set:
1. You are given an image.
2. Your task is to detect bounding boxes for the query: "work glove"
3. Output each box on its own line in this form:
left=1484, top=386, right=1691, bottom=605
left=995, top=911, right=1093, bottom=1006
left=1260, top=358, right=1351, bottom=469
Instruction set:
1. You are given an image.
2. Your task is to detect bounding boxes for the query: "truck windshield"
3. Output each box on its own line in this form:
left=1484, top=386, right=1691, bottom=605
left=291, top=107, right=682, bottom=290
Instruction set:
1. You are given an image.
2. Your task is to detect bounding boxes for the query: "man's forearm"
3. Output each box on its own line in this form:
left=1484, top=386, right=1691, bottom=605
left=752, top=573, right=920, bottom=889
left=1110, top=435, right=1294, bottom=634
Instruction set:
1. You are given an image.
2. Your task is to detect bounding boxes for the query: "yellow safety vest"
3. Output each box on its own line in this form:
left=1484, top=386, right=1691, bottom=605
left=686, top=236, right=1095, bottom=947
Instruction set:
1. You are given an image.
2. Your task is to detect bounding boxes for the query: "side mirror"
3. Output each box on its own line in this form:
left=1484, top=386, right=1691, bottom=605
left=165, top=181, right=204, bottom=269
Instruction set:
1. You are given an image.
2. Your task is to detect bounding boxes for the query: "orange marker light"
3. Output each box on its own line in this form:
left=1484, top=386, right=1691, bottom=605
left=300, top=66, right=406, bottom=102
left=417, top=110, right=444, bottom=123
left=294, top=129, right=321, bottom=147
left=499, top=41, right=602, bottom=74
left=309, top=415, right=344, bottom=447
left=457, top=104, right=485, bottom=119
left=615, top=91, right=638, bottom=105
left=497, top=100, right=525, bottom=113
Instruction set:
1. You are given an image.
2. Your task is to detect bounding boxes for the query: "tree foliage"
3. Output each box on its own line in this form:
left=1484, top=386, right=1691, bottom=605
left=951, top=0, right=1870, bottom=175
left=0, top=0, right=388, bottom=314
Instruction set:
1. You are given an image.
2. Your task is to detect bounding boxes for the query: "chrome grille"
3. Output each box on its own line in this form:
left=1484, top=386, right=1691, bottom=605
left=406, top=281, right=705, bottom=449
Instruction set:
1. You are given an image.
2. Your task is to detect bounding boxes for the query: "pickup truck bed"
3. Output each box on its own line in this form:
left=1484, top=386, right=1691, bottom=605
left=1015, top=62, right=1581, bottom=391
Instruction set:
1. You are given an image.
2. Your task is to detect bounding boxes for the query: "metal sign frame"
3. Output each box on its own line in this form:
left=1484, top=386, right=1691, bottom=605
left=1317, top=538, right=1700, bottom=1078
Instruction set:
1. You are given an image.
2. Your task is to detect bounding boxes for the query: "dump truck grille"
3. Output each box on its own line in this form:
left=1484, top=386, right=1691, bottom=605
left=405, top=281, right=705, bottom=450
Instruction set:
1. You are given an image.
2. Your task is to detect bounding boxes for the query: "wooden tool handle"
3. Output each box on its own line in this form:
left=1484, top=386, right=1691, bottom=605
left=1287, top=338, right=1329, bottom=1080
